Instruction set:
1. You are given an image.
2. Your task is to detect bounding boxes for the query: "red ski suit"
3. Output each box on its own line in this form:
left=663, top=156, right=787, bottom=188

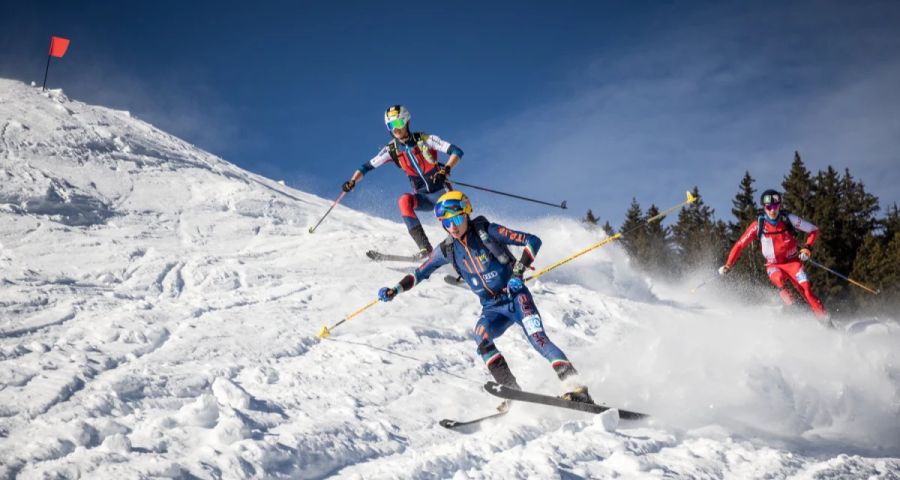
left=725, top=213, right=827, bottom=319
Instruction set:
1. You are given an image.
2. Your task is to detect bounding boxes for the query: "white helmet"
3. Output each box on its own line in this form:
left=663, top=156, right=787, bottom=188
left=384, top=104, right=411, bottom=131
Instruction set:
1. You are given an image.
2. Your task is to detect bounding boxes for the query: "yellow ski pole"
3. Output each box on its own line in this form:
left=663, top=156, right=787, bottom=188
left=525, top=190, right=697, bottom=282
left=317, top=298, right=380, bottom=339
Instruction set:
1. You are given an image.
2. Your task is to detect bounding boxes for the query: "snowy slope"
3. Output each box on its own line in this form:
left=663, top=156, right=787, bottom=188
left=0, top=78, right=898, bottom=479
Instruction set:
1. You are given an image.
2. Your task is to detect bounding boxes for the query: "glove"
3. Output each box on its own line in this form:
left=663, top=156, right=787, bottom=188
left=432, top=166, right=451, bottom=185
left=342, top=180, right=356, bottom=193
left=378, top=286, right=398, bottom=302
left=718, top=265, right=729, bottom=276
left=506, top=277, right=525, bottom=295
left=799, top=248, right=811, bottom=262
left=511, top=261, right=527, bottom=279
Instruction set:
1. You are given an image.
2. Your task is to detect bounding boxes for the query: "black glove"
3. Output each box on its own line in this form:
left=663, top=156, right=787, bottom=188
left=342, top=179, right=356, bottom=192
left=432, top=166, right=451, bottom=185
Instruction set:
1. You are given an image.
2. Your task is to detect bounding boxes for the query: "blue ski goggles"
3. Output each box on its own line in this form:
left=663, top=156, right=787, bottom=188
left=441, top=215, right=466, bottom=229
left=435, top=199, right=468, bottom=219
left=387, top=117, right=407, bottom=130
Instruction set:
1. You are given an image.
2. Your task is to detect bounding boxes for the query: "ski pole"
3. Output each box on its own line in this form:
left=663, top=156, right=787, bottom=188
left=526, top=190, right=696, bottom=282
left=452, top=180, right=567, bottom=210
left=806, top=259, right=880, bottom=295
left=317, top=298, right=380, bottom=339
left=690, top=273, right=718, bottom=293
left=308, top=191, right=347, bottom=234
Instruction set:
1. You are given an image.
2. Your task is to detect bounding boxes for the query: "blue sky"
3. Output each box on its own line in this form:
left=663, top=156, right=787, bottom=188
left=3, top=1, right=899, bottom=227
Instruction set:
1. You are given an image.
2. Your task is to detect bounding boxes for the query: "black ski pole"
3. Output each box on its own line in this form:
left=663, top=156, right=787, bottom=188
left=452, top=180, right=567, bottom=210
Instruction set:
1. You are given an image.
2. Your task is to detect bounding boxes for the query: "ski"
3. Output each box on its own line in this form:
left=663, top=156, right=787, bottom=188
left=483, top=382, right=648, bottom=420
left=366, top=250, right=422, bottom=262
left=439, top=410, right=507, bottom=431
left=443, top=274, right=467, bottom=288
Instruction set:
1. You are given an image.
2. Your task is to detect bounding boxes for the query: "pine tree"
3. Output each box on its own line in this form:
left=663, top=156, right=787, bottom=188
left=807, top=166, right=843, bottom=304
left=730, top=171, right=759, bottom=239
left=670, top=187, right=727, bottom=273
left=884, top=203, right=900, bottom=239
left=583, top=209, right=599, bottom=228
left=602, top=221, right=615, bottom=237
left=642, top=204, right=673, bottom=274
left=728, top=172, right=766, bottom=285
left=782, top=151, right=815, bottom=219
left=850, top=234, right=887, bottom=311
left=838, top=168, right=879, bottom=268
left=619, top=198, right=645, bottom=261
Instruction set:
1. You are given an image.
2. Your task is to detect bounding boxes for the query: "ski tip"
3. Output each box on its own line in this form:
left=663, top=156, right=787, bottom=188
left=439, top=419, right=459, bottom=429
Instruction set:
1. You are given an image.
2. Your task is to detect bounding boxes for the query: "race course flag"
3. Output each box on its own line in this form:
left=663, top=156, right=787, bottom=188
left=43, top=36, right=71, bottom=91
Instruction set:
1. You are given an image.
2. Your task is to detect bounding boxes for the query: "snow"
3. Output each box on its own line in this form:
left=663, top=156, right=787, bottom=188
left=1, top=78, right=898, bottom=479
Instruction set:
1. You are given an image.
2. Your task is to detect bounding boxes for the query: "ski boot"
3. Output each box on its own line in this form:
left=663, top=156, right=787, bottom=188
left=561, top=385, right=595, bottom=405
left=408, top=225, right=433, bottom=259
left=556, top=364, right=594, bottom=405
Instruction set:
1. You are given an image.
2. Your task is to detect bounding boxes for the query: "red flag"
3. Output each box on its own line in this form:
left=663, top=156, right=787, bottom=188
left=49, top=36, right=70, bottom=58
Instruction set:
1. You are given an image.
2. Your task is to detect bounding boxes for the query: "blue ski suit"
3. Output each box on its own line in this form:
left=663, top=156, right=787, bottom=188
left=389, top=216, right=577, bottom=386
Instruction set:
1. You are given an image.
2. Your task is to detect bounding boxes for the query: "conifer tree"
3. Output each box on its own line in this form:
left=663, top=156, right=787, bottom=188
left=619, top=198, right=646, bottom=261
left=728, top=172, right=766, bottom=284
left=671, top=187, right=726, bottom=273
left=583, top=209, right=599, bottom=228
left=602, top=221, right=615, bottom=237
left=782, top=151, right=815, bottom=219
left=642, top=204, right=673, bottom=274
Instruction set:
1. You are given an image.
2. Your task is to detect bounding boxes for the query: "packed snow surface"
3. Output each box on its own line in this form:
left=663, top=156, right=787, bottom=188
left=0, top=79, right=898, bottom=479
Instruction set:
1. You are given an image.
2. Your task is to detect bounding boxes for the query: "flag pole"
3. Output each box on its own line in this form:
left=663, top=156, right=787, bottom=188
left=42, top=54, right=51, bottom=91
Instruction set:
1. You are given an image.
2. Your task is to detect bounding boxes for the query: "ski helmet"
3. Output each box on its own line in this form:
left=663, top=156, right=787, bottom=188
left=434, top=191, right=473, bottom=222
left=760, top=189, right=782, bottom=206
left=384, top=105, right=411, bottom=131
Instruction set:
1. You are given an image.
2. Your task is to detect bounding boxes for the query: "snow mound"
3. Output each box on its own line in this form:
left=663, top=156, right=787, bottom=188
left=0, top=78, right=898, bottom=479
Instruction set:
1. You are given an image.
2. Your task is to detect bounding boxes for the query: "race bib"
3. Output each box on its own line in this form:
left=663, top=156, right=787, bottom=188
left=522, top=315, right=544, bottom=335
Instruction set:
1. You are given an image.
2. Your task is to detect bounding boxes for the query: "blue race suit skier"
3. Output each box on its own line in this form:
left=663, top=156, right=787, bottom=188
left=376, top=191, right=593, bottom=410
left=342, top=105, right=463, bottom=258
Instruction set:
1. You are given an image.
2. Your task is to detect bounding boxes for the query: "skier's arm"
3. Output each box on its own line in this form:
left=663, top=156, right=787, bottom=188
left=488, top=223, right=542, bottom=277
left=380, top=248, right=450, bottom=300
left=724, top=221, right=758, bottom=269
left=788, top=214, right=819, bottom=247
left=347, top=146, right=393, bottom=188
left=423, top=134, right=463, bottom=170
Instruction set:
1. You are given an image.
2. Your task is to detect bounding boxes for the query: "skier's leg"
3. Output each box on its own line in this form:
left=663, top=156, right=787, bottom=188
left=766, top=265, right=797, bottom=306
left=474, top=308, right=519, bottom=389
left=413, top=190, right=443, bottom=214
left=509, top=289, right=579, bottom=377
left=507, top=289, right=593, bottom=403
left=398, top=193, right=431, bottom=255
left=785, top=262, right=828, bottom=320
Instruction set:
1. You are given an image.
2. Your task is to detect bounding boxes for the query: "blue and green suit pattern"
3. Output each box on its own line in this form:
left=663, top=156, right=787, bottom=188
left=399, top=220, right=573, bottom=376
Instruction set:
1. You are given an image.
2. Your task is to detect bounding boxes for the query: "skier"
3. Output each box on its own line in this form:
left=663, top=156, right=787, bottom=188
left=376, top=191, right=592, bottom=410
left=342, top=105, right=463, bottom=258
left=718, top=189, right=829, bottom=322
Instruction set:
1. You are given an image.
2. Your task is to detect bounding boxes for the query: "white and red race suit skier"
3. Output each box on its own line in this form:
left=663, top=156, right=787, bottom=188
left=719, top=189, right=828, bottom=320
left=341, top=105, right=463, bottom=257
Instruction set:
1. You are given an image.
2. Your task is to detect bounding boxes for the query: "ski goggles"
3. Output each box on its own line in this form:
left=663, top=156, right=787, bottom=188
left=761, top=193, right=781, bottom=205
left=764, top=202, right=781, bottom=211
left=441, top=214, right=466, bottom=229
left=387, top=117, right=407, bottom=130
left=435, top=199, right=469, bottom=219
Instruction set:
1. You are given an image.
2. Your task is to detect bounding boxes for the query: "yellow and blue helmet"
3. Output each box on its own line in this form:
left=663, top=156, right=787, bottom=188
left=434, top=191, right=473, bottom=222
